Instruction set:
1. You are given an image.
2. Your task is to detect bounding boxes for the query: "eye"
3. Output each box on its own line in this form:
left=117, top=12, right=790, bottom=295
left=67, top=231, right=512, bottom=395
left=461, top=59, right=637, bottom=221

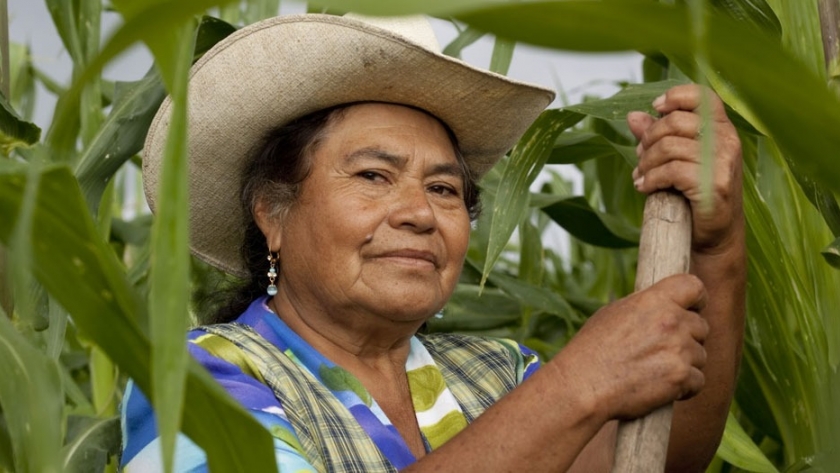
left=358, top=170, right=387, bottom=182
left=428, top=183, right=459, bottom=197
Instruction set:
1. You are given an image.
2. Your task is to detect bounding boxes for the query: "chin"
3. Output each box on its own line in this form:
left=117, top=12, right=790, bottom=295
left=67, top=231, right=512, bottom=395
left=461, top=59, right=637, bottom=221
left=374, top=295, right=444, bottom=323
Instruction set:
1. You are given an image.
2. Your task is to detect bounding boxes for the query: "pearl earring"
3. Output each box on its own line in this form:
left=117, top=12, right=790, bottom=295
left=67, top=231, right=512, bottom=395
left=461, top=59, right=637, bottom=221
left=266, top=253, right=278, bottom=296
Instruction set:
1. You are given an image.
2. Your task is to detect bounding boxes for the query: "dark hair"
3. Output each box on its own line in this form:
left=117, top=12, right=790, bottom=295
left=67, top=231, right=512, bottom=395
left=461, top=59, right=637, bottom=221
left=207, top=104, right=481, bottom=324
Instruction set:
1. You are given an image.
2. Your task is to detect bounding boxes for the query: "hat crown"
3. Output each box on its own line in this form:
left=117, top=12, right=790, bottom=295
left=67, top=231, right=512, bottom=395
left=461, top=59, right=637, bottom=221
left=344, top=13, right=441, bottom=52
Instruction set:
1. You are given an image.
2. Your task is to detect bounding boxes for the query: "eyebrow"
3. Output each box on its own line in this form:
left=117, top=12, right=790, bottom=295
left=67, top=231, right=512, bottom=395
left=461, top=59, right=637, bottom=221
left=345, top=146, right=465, bottom=179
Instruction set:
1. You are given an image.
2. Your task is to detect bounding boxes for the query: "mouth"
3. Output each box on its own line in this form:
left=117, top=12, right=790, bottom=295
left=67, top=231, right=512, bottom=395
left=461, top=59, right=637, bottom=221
left=376, top=249, right=439, bottom=269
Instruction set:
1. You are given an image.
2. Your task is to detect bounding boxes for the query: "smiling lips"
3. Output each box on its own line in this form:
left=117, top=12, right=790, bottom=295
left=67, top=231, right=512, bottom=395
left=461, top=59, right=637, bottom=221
left=376, top=249, right=439, bottom=269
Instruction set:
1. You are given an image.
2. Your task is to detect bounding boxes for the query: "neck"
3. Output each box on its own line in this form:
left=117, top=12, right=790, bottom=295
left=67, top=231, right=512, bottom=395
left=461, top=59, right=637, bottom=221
left=268, top=290, right=423, bottom=371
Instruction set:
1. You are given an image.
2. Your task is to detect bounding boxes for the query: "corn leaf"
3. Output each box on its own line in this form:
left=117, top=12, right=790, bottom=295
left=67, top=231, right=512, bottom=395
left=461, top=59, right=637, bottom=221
left=717, top=412, right=779, bottom=473
left=146, top=21, right=195, bottom=473
left=0, top=92, right=40, bottom=155
left=540, top=196, right=639, bottom=248
left=74, top=16, right=237, bottom=214
left=243, top=0, right=281, bottom=23
left=481, top=109, right=583, bottom=286
left=433, top=284, right=521, bottom=332
left=308, top=0, right=499, bottom=16
left=823, top=237, right=840, bottom=269
left=0, top=163, right=278, bottom=472
left=0, top=311, right=63, bottom=473
left=44, top=0, right=84, bottom=65
left=565, top=79, right=687, bottom=121
left=549, top=131, right=636, bottom=167
left=711, top=0, right=782, bottom=39
left=9, top=43, right=36, bottom=120
left=62, top=416, right=121, bottom=473
left=486, top=271, right=580, bottom=324
left=442, top=25, right=484, bottom=59
left=764, top=0, right=825, bottom=77
left=47, top=0, right=238, bottom=159
left=449, top=1, right=840, bottom=197
left=489, top=36, right=515, bottom=76
left=0, top=417, right=12, bottom=471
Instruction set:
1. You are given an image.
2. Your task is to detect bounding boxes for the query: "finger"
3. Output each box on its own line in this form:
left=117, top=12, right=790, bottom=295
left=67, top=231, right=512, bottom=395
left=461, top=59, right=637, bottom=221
left=652, top=84, right=729, bottom=122
left=636, top=157, right=736, bottom=215
left=638, top=111, right=702, bottom=150
left=627, top=111, right=656, bottom=141
left=636, top=136, right=701, bottom=175
left=634, top=160, right=700, bottom=197
left=677, top=367, right=705, bottom=401
left=652, top=274, right=706, bottom=311
left=683, top=309, right=710, bottom=344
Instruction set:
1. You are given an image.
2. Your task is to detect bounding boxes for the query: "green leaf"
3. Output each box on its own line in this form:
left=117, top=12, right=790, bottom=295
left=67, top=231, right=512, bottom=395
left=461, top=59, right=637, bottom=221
left=519, top=218, right=543, bottom=286
left=482, top=109, right=583, bottom=285
left=0, top=310, right=63, bottom=473
left=243, top=0, right=281, bottom=24
left=487, top=271, right=581, bottom=324
left=822, top=237, right=840, bottom=269
left=711, top=0, right=781, bottom=39
left=740, top=139, right=837, bottom=462
left=74, top=16, right=236, bottom=214
left=489, top=36, right=515, bottom=76
left=9, top=43, right=37, bottom=120
left=45, top=0, right=84, bottom=65
left=565, top=79, right=688, bottom=121
left=442, top=25, right=484, bottom=59
left=62, top=416, right=121, bottom=473
left=764, top=0, right=825, bottom=78
left=716, top=412, right=780, bottom=473
left=540, top=196, right=639, bottom=248
left=147, top=22, right=194, bottom=473
left=0, top=92, right=41, bottom=154
left=78, top=0, right=104, bottom=149
left=47, top=1, right=238, bottom=160
left=0, top=415, right=13, bottom=471
left=0, top=163, right=278, bottom=472
left=549, top=131, right=637, bottom=167
left=596, top=152, right=644, bottom=229
left=307, top=0, right=498, bottom=16
left=451, top=1, right=840, bottom=197
left=435, top=284, right=521, bottom=332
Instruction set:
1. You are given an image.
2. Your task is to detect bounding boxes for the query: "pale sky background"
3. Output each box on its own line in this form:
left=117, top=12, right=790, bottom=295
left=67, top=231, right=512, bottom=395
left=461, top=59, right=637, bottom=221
left=8, top=0, right=643, bottom=254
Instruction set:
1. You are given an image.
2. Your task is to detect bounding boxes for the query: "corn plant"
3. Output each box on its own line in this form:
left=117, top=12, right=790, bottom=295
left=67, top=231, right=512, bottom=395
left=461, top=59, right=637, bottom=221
left=0, top=1, right=839, bottom=472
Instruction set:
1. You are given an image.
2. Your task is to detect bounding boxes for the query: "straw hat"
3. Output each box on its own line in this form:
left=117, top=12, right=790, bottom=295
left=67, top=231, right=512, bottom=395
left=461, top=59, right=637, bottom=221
left=143, top=13, right=555, bottom=277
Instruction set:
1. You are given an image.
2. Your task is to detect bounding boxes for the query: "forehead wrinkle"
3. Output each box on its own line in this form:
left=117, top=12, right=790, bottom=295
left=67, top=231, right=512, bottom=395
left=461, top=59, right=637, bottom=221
left=343, top=145, right=464, bottom=180
left=429, top=163, right=464, bottom=179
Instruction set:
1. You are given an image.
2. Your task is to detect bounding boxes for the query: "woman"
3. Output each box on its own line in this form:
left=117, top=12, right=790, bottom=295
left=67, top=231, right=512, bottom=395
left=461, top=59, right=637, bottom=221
left=122, top=13, right=745, bottom=472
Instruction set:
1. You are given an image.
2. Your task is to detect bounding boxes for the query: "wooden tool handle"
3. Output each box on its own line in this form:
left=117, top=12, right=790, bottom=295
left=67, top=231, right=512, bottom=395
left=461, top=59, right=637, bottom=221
left=611, top=190, right=692, bottom=473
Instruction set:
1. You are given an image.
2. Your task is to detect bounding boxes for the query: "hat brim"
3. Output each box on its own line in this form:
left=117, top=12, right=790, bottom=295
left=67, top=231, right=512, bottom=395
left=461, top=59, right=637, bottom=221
left=143, top=14, right=555, bottom=277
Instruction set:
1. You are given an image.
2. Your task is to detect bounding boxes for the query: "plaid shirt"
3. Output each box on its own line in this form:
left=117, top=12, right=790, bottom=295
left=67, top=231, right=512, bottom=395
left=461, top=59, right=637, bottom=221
left=121, top=298, right=540, bottom=472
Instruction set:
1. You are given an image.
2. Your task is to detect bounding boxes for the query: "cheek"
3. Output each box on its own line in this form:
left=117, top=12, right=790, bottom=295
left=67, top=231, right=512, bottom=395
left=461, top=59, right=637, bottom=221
left=444, top=213, right=471, bottom=264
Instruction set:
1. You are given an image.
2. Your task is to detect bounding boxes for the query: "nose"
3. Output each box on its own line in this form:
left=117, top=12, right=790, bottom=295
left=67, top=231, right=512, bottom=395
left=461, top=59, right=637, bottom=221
left=388, top=181, right=436, bottom=233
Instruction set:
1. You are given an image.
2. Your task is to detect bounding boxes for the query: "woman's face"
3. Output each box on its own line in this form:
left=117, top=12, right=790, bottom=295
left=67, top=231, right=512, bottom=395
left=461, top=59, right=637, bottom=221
left=268, top=103, right=471, bottom=325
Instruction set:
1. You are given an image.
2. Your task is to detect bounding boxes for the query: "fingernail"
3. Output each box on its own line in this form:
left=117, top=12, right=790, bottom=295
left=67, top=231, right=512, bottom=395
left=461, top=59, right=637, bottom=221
left=631, top=167, right=640, bottom=180
left=636, top=143, right=644, bottom=156
left=652, top=94, right=666, bottom=110
left=634, top=176, right=645, bottom=190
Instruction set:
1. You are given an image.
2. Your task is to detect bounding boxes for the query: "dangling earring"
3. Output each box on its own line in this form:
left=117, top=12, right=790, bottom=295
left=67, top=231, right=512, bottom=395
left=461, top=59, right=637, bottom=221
left=266, top=252, right=278, bottom=296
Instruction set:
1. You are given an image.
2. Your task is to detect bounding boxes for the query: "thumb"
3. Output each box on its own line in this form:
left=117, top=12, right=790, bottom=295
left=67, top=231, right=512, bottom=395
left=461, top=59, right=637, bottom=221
left=626, top=111, right=655, bottom=141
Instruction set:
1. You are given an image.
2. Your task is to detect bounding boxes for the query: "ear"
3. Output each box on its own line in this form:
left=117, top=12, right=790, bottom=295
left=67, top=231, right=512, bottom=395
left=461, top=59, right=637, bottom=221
left=253, top=198, right=283, bottom=252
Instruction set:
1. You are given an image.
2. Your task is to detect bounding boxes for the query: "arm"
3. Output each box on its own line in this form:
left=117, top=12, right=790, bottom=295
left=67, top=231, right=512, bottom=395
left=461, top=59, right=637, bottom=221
left=406, top=273, right=711, bottom=472
left=406, top=85, right=739, bottom=473
left=628, top=84, right=746, bottom=472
